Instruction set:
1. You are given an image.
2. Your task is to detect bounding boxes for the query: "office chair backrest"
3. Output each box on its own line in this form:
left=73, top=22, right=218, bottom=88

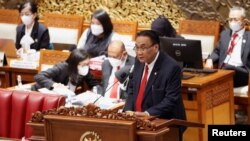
left=179, top=19, right=220, bottom=59
left=44, top=13, right=83, bottom=46
left=39, top=49, right=70, bottom=72
left=0, top=9, right=20, bottom=41
left=112, top=20, right=138, bottom=41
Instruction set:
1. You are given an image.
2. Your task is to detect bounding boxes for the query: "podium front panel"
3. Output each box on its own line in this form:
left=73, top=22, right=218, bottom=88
left=44, top=115, right=136, bottom=141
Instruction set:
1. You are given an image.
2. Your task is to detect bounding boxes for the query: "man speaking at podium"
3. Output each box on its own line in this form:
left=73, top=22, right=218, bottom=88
left=124, top=30, right=186, bottom=140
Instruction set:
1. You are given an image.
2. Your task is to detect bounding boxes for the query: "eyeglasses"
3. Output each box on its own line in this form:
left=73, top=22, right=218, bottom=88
left=228, top=18, right=243, bottom=22
left=133, top=44, right=154, bottom=52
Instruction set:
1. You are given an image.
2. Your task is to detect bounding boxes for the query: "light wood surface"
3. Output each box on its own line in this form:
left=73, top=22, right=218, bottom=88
left=0, top=9, right=20, bottom=24
left=234, top=73, right=250, bottom=124
left=112, top=20, right=138, bottom=41
left=182, top=69, right=234, bottom=141
left=39, top=49, right=70, bottom=72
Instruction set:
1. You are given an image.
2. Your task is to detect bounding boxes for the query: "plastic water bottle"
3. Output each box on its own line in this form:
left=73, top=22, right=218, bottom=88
left=17, top=75, right=23, bottom=88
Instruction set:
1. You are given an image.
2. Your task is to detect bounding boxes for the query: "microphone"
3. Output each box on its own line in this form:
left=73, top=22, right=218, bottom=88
left=115, top=65, right=134, bottom=84
left=93, top=65, right=134, bottom=104
left=93, top=74, right=121, bottom=104
left=93, top=78, right=121, bottom=104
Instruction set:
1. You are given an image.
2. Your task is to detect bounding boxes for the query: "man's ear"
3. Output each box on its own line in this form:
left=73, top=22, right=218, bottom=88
left=155, top=44, right=160, bottom=50
left=121, top=51, right=127, bottom=60
left=243, top=18, right=249, bottom=26
left=122, top=50, right=127, bottom=56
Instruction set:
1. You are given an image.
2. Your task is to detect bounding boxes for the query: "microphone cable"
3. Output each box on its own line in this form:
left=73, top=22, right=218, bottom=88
left=93, top=79, right=120, bottom=104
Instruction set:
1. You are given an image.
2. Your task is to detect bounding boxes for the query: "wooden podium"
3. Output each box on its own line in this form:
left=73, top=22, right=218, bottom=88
left=28, top=115, right=204, bottom=141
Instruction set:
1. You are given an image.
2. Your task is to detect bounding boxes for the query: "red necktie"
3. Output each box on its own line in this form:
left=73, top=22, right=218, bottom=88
left=110, top=66, right=120, bottom=98
left=136, top=65, right=149, bottom=111
left=220, top=33, right=238, bottom=69
left=227, top=33, right=238, bottom=55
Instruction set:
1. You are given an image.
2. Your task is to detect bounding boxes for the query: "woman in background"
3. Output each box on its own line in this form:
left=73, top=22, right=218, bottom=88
left=151, top=15, right=184, bottom=38
left=77, top=9, right=120, bottom=57
left=32, top=49, right=99, bottom=93
left=16, top=1, right=50, bottom=52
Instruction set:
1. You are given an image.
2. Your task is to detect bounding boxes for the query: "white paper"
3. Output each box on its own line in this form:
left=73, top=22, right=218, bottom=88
left=71, top=91, right=119, bottom=109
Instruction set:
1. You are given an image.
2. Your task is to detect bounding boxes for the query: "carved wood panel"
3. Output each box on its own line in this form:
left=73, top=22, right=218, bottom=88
left=1, top=0, right=250, bottom=29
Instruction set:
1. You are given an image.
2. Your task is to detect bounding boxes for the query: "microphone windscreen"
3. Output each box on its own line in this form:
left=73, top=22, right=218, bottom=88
left=115, top=65, right=132, bottom=83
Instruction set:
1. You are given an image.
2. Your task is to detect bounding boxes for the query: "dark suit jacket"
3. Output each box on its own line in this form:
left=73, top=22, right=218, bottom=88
left=32, top=62, right=98, bottom=92
left=211, top=29, right=250, bottom=71
left=16, top=21, right=50, bottom=51
left=124, top=52, right=186, bottom=121
left=101, top=55, right=135, bottom=99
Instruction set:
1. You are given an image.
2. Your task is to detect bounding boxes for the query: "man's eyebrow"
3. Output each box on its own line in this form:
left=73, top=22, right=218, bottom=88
left=135, top=43, right=147, bottom=47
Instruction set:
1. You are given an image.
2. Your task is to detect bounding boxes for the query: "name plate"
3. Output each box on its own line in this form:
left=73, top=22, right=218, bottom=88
left=10, top=60, right=38, bottom=69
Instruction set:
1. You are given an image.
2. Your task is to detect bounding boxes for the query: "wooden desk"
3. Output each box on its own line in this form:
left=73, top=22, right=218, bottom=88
left=10, top=67, right=37, bottom=86
left=0, top=66, right=11, bottom=88
left=0, top=58, right=38, bottom=88
left=182, top=70, right=234, bottom=141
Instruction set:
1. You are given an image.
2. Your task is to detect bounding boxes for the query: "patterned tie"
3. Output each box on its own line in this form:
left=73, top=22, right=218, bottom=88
left=110, top=66, right=120, bottom=99
left=135, top=65, right=149, bottom=112
left=220, top=33, right=238, bottom=69
left=227, top=33, right=238, bottom=55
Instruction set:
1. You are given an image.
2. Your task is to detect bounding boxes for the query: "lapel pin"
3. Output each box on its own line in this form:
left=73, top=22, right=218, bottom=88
left=35, top=39, right=38, bottom=42
left=154, top=72, right=157, bottom=75
left=243, top=39, right=246, bottom=43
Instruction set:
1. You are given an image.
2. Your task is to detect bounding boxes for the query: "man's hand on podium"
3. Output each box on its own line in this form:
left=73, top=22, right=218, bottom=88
left=135, top=111, right=150, bottom=117
left=125, top=111, right=150, bottom=117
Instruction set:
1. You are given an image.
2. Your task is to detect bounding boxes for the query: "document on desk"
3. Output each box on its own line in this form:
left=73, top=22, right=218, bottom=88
left=38, top=87, right=75, bottom=96
left=71, top=91, right=124, bottom=109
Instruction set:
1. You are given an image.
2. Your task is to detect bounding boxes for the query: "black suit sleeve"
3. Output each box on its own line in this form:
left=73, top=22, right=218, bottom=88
left=34, top=63, right=64, bottom=89
left=123, top=72, right=135, bottom=111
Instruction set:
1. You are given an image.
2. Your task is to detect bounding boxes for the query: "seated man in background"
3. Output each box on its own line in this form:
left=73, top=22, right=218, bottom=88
left=70, top=40, right=134, bottom=109
left=100, top=40, right=135, bottom=99
left=205, top=6, right=250, bottom=87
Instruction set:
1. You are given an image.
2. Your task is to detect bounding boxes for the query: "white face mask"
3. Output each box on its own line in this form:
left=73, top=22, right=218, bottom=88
left=108, top=57, right=122, bottom=68
left=91, top=24, right=104, bottom=36
left=21, top=15, right=34, bottom=26
left=78, top=65, right=89, bottom=76
left=229, top=21, right=243, bottom=32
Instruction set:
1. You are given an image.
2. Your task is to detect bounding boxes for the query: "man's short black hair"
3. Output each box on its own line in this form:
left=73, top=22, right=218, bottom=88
left=136, top=30, right=160, bottom=45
